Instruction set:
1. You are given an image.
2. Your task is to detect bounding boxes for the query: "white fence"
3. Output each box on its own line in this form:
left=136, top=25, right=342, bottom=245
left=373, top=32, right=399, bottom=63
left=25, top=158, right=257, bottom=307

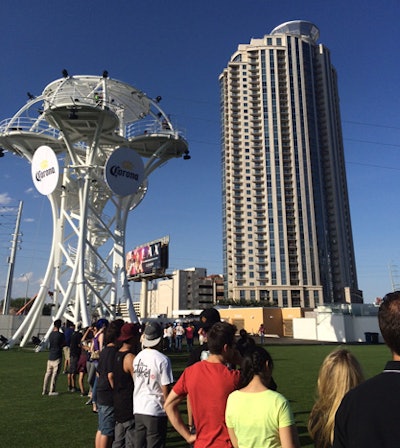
left=293, top=313, right=381, bottom=343
left=0, top=315, right=52, bottom=343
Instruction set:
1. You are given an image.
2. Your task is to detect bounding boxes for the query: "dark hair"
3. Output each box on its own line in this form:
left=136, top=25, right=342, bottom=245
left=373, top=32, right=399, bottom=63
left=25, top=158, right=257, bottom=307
left=105, top=319, right=124, bottom=344
left=379, top=291, right=400, bottom=355
left=239, top=329, right=248, bottom=338
left=53, top=319, right=62, bottom=329
left=239, top=346, right=274, bottom=389
left=207, top=321, right=237, bottom=355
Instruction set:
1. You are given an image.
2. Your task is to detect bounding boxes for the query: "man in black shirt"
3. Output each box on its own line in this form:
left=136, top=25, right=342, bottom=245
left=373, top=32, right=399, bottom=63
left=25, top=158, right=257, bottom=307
left=68, top=325, right=82, bottom=392
left=42, top=319, right=65, bottom=396
left=334, top=291, right=400, bottom=447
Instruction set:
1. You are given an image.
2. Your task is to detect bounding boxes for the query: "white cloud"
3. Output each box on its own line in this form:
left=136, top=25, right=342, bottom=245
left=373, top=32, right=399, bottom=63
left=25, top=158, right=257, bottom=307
left=17, top=272, right=33, bottom=282
left=25, top=187, right=34, bottom=194
left=0, top=192, right=12, bottom=205
left=24, top=218, right=35, bottom=222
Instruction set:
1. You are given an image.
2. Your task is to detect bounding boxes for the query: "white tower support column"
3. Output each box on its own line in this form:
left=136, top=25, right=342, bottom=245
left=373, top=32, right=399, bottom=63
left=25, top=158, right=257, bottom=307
left=140, top=279, right=149, bottom=319
left=0, top=74, right=189, bottom=349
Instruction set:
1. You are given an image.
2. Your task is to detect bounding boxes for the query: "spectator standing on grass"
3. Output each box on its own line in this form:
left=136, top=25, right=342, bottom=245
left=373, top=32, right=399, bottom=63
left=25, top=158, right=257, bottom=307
left=77, top=340, right=90, bottom=396
left=62, top=320, right=74, bottom=374
left=81, top=325, right=95, bottom=403
left=164, top=321, right=241, bottom=447
left=112, top=322, right=141, bottom=448
left=225, top=346, right=300, bottom=448
left=133, top=321, right=174, bottom=448
left=175, top=322, right=185, bottom=352
left=95, top=319, right=124, bottom=448
left=186, top=308, right=222, bottom=436
left=258, top=323, right=265, bottom=345
left=165, top=323, right=174, bottom=352
left=90, top=319, right=109, bottom=413
left=333, top=291, right=400, bottom=448
left=42, top=319, right=65, bottom=396
left=235, top=329, right=256, bottom=357
left=188, top=308, right=221, bottom=365
left=308, top=349, right=364, bottom=448
left=68, top=324, right=83, bottom=392
left=185, top=323, right=194, bottom=352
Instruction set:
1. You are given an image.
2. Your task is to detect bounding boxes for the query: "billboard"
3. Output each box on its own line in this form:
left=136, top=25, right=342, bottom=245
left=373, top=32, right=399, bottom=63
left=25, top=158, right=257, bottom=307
left=126, top=237, right=169, bottom=279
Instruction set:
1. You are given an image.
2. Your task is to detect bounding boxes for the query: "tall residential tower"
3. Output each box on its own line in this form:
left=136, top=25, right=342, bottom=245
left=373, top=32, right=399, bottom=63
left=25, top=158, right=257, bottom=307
left=220, top=21, right=362, bottom=308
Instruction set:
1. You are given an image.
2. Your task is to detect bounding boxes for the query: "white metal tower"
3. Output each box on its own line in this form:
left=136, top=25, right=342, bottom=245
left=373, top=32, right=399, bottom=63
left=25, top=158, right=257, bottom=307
left=0, top=73, right=189, bottom=348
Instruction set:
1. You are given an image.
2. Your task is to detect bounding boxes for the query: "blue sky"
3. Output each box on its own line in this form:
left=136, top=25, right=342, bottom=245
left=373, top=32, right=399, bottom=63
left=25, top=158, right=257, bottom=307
left=0, top=0, right=399, bottom=303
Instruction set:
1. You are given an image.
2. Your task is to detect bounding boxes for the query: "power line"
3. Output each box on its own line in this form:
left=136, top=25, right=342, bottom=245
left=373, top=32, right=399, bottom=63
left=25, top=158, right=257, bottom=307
left=343, top=120, right=400, bottom=131
left=346, top=161, right=400, bottom=171
left=344, top=138, right=400, bottom=148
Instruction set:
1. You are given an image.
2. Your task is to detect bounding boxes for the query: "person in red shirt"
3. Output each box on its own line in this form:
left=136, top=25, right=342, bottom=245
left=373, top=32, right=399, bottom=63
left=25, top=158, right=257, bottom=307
left=185, top=323, right=194, bottom=352
left=164, top=322, right=240, bottom=447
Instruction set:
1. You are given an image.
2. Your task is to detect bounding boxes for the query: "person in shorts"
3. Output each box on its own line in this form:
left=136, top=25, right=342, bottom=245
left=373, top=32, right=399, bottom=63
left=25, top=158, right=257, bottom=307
left=95, top=319, right=124, bottom=448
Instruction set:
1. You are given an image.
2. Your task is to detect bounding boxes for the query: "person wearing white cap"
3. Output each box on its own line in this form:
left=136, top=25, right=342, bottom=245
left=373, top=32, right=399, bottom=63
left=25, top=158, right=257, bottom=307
left=133, top=321, right=174, bottom=448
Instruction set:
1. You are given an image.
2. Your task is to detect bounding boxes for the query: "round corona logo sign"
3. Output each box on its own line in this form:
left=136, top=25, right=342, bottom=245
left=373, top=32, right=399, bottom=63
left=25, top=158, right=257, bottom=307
left=31, top=145, right=60, bottom=195
left=104, top=147, right=144, bottom=196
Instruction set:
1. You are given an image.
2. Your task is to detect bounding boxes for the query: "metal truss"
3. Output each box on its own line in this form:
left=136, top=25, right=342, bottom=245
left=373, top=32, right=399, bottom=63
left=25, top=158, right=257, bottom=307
left=0, top=74, right=189, bottom=348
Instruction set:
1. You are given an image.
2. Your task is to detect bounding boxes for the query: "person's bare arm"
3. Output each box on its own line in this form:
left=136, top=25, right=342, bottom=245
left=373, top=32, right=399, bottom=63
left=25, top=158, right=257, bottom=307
left=123, top=353, right=135, bottom=376
left=164, top=389, right=196, bottom=444
left=279, top=425, right=301, bottom=448
left=107, top=371, right=114, bottom=389
left=227, top=427, right=239, bottom=448
left=161, top=384, right=171, bottom=403
left=186, top=395, right=193, bottom=427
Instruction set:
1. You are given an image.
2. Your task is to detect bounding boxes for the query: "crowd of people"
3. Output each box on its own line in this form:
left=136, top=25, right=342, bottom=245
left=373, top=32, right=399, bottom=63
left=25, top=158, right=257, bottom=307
left=40, top=290, right=400, bottom=447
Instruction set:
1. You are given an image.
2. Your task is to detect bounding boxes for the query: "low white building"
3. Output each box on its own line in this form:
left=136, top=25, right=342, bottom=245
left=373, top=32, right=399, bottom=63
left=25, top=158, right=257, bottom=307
left=293, top=304, right=381, bottom=343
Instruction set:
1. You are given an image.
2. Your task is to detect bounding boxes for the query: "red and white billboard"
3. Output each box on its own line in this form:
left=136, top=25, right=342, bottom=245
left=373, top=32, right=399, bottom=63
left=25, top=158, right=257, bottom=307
left=126, top=237, right=169, bottom=278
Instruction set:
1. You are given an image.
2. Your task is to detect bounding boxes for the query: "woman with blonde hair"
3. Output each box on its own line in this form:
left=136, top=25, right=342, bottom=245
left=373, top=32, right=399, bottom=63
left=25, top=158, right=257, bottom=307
left=308, top=349, right=364, bottom=448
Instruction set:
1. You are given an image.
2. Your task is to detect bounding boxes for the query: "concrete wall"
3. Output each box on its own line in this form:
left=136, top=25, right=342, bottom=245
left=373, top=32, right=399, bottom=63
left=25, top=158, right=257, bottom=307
left=263, top=308, right=284, bottom=337
left=219, top=307, right=265, bottom=335
left=293, top=314, right=348, bottom=342
left=292, top=317, right=317, bottom=340
left=293, top=313, right=382, bottom=343
left=352, top=315, right=381, bottom=343
left=317, top=314, right=347, bottom=342
left=218, top=307, right=306, bottom=337
left=218, top=307, right=285, bottom=336
left=0, top=315, right=53, bottom=342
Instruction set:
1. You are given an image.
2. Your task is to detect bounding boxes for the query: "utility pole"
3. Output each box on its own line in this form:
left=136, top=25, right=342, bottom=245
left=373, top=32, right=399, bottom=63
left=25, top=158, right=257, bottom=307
left=2, top=201, right=23, bottom=315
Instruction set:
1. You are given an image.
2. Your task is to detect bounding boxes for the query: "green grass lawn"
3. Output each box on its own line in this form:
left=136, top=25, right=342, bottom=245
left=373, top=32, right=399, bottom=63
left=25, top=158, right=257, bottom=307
left=0, top=342, right=390, bottom=447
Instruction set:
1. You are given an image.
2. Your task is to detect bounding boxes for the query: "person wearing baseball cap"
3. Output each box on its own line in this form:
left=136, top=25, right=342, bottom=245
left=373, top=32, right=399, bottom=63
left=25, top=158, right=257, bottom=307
left=188, top=308, right=221, bottom=366
left=185, top=308, right=222, bottom=437
left=133, top=321, right=174, bottom=447
left=113, top=323, right=141, bottom=448
left=199, top=308, right=221, bottom=331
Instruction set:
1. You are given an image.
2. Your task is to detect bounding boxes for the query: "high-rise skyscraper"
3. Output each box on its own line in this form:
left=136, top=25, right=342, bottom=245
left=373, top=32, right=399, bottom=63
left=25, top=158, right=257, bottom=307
left=220, top=20, right=362, bottom=308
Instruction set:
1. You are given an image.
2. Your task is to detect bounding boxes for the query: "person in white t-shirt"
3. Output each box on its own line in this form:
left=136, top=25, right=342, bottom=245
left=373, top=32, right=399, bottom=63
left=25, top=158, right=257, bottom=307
left=133, top=321, right=174, bottom=448
left=174, top=323, right=185, bottom=352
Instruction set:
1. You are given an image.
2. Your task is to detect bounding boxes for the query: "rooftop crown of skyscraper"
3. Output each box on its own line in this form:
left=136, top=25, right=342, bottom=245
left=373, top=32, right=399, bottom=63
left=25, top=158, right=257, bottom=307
left=270, top=20, right=319, bottom=42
